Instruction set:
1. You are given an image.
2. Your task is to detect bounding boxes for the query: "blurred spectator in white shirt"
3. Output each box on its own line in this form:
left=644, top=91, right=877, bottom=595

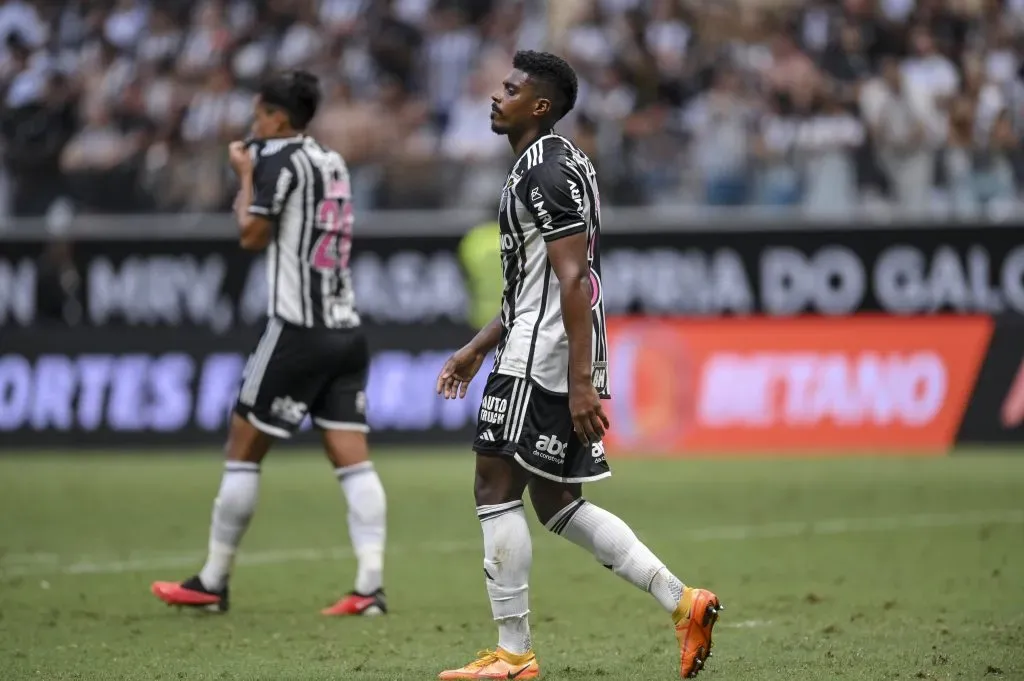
left=862, top=57, right=934, bottom=215
left=901, top=25, right=960, bottom=145
left=684, top=67, right=755, bottom=206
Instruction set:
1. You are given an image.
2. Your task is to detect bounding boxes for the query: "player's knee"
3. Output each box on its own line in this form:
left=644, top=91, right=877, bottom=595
left=530, top=480, right=581, bottom=527
left=225, top=413, right=272, bottom=463
left=473, top=453, right=524, bottom=506
left=532, top=498, right=560, bottom=527
left=474, top=473, right=507, bottom=506
left=322, top=428, right=369, bottom=468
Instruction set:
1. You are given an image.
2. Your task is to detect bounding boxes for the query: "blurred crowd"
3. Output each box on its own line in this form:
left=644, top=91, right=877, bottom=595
left=2, top=0, right=1024, bottom=221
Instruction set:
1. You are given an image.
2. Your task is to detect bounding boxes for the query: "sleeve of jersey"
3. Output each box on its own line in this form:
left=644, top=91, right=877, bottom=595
left=249, top=153, right=297, bottom=219
left=522, top=161, right=587, bottom=242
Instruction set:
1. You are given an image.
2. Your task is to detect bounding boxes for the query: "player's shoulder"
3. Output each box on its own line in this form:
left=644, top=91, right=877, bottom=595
left=255, top=137, right=304, bottom=160
left=251, top=137, right=304, bottom=175
left=515, top=135, right=576, bottom=183
left=300, top=135, right=349, bottom=169
left=517, top=134, right=568, bottom=168
left=524, top=135, right=593, bottom=177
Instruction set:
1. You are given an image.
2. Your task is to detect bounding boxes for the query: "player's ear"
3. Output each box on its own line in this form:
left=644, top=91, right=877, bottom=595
left=273, top=109, right=290, bottom=134
left=533, top=97, right=551, bottom=119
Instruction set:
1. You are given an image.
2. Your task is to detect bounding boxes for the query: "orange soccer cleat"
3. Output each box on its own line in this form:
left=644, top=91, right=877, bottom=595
left=673, top=587, right=722, bottom=678
left=438, top=648, right=540, bottom=680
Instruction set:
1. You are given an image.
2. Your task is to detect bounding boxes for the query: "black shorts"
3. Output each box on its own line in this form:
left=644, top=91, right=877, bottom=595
left=234, top=318, right=369, bottom=438
left=473, top=372, right=611, bottom=484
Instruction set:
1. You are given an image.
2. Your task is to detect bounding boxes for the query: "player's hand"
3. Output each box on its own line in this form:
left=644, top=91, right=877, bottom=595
left=569, top=380, right=609, bottom=444
left=227, top=141, right=252, bottom=177
left=436, top=346, right=485, bottom=399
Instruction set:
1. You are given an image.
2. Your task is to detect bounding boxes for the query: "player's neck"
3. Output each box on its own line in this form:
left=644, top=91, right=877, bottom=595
left=509, top=126, right=553, bottom=158
left=266, top=130, right=304, bottom=141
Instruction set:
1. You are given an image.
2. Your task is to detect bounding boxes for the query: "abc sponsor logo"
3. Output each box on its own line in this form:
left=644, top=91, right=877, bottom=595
left=534, top=434, right=567, bottom=462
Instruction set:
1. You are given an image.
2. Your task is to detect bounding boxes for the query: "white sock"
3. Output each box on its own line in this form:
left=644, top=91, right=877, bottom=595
left=198, top=461, right=260, bottom=591
left=478, top=501, right=533, bottom=655
left=336, top=462, right=387, bottom=594
left=548, top=499, right=685, bottom=614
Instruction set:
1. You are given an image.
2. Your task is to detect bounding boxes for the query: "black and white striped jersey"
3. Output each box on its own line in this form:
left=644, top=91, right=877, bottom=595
left=493, top=133, right=610, bottom=398
left=248, top=135, right=360, bottom=330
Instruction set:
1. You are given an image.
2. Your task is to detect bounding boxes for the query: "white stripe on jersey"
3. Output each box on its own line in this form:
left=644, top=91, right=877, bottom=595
left=523, top=135, right=554, bottom=169
left=275, top=151, right=306, bottom=324
left=294, top=151, right=316, bottom=326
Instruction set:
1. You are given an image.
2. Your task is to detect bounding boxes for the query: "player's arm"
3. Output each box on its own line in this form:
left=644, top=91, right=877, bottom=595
left=467, top=315, right=502, bottom=355
left=228, top=141, right=295, bottom=251
left=525, top=162, right=609, bottom=442
left=437, top=314, right=500, bottom=399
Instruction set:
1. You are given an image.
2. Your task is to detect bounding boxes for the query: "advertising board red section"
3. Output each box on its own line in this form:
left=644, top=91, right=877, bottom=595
left=605, top=317, right=993, bottom=454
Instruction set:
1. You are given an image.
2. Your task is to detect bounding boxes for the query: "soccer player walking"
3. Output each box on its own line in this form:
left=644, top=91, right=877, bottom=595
left=436, top=52, right=721, bottom=679
left=150, top=71, right=388, bottom=618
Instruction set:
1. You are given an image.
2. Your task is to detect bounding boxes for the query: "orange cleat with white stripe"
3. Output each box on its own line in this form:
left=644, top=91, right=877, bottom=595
left=438, top=648, right=540, bottom=680
left=673, top=587, right=722, bottom=678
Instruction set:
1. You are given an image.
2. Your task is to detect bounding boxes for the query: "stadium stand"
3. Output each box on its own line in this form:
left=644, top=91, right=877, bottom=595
left=1, top=0, right=1023, bottom=218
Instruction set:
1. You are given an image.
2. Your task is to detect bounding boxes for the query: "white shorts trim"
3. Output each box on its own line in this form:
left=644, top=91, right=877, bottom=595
left=512, top=453, right=612, bottom=484
left=246, top=412, right=292, bottom=439
left=239, top=319, right=283, bottom=407
left=313, top=418, right=370, bottom=433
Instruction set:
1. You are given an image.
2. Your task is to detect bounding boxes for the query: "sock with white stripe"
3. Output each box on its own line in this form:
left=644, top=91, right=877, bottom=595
left=547, top=499, right=685, bottom=614
left=198, top=461, right=261, bottom=591
left=478, top=501, right=533, bottom=655
left=336, top=462, right=387, bottom=594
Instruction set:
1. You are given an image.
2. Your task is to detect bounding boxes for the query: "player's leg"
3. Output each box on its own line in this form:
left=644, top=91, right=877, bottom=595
left=476, top=451, right=533, bottom=651
left=529, top=476, right=721, bottom=678
left=440, top=375, right=538, bottom=681
left=309, top=331, right=389, bottom=617
left=318, top=427, right=388, bottom=616
left=150, top=320, right=303, bottom=613
left=530, top=476, right=686, bottom=611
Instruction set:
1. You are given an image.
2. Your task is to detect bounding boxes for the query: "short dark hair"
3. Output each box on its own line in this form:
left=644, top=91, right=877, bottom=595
left=512, top=50, right=578, bottom=122
left=258, top=70, right=321, bottom=130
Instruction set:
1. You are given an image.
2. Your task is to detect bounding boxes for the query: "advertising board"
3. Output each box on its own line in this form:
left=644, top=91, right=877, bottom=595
left=605, top=316, right=993, bottom=454
left=5, top=225, right=1024, bottom=330
left=0, top=325, right=485, bottom=448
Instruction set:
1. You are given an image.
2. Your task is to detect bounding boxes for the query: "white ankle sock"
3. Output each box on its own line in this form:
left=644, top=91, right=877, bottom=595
left=478, top=501, right=533, bottom=655
left=336, top=462, right=387, bottom=594
left=548, top=499, right=684, bottom=613
left=198, top=461, right=260, bottom=591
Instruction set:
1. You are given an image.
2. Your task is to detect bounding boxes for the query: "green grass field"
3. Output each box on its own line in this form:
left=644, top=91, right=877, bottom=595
left=1, top=449, right=1023, bottom=681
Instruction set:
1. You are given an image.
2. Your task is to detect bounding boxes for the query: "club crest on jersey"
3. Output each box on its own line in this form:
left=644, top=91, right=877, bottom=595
left=500, top=173, right=518, bottom=213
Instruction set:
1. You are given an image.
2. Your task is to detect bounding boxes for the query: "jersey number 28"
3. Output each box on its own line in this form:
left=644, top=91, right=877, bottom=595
left=311, top=178, right=353, bottom=270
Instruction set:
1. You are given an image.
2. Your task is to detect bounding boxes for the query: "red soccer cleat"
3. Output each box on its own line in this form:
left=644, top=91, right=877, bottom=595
left=151, top=575, right=229, bottom=613
left=321, top=589, right=387, bottom=616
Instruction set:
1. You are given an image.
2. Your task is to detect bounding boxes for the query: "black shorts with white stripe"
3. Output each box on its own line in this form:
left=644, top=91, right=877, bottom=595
left=234, top=318, right=369, bottom=438
left=473, top=372, right=611, bottom=484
